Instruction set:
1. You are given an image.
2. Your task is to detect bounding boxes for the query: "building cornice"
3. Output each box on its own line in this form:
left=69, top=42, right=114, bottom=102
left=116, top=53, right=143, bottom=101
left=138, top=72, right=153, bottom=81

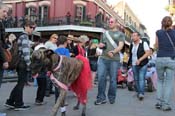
left=73, top=0, right=87, bottom=6
left=5, top=25, right=105, bottom=33
left=3, top=0, right=37, bottom=4
left=94, top=0, right=124, bottom=25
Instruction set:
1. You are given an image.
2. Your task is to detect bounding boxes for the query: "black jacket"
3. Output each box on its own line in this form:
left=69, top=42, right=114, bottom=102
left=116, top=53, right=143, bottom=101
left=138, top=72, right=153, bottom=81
left=128, top=41, right=148, bottom=67
left=0, top=21, right=6, bottom=68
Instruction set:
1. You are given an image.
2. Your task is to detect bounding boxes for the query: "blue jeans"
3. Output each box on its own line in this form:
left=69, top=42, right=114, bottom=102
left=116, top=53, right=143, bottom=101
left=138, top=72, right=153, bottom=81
left=132, top=64, right=147, bottom=95
left=156, top=57, right=175, bottom=107
left=96, top=58, right=120, bottom=102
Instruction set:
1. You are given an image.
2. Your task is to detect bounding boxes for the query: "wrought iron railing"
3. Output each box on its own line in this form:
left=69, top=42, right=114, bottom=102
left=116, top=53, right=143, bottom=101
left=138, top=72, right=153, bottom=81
left=4, top=16, right=108, bottom=29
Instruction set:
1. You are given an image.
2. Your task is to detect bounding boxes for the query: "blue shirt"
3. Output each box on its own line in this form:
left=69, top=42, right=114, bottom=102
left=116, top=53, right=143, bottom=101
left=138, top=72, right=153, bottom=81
left=156, top=29, right=175, bottom=57
left=54, top=47, right=70, bottom=57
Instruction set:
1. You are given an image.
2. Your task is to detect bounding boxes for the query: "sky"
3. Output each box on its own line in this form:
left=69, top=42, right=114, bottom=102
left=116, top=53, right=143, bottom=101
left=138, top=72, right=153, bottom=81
left=107, top=0, right=169, bottom=47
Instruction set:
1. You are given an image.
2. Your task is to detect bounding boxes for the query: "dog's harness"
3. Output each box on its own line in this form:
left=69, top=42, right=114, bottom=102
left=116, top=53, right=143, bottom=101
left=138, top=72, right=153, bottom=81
left=49, top=55, right=69, bottom=91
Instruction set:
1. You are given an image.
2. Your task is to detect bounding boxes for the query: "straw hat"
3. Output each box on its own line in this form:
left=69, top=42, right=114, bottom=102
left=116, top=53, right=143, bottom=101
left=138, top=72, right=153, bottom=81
left=67, top=34, right=80, bottom=42
left=77, top=35, right=89, bottom=43
left=67, top=35, right=75, bottom=40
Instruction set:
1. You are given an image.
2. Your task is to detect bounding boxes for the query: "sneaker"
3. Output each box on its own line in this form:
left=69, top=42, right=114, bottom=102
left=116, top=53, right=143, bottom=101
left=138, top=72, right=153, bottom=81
left=94, top=99, right=107, bottom=105
left=162, top=106, right=172, bottom=111
left=109, top=100, right=115, bottom=104
left=155, top=103, right=162, bottom=109
left=4, top=103, right=15, bottom=109
left=35, top=101, right=47, bottom=105
left=45, top=91, right=50, bottom=97
left=138, top=94, right=144, bottom=101
left=25, top=82, right=32, bottom=86
left=14, top=105, right=30, bottom=111
left=49, top=91, right=55, bottom=94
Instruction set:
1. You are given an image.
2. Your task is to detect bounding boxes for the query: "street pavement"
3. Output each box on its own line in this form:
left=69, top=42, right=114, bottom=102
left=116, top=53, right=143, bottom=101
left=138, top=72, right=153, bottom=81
left=0, top=82, right=175, bottom=116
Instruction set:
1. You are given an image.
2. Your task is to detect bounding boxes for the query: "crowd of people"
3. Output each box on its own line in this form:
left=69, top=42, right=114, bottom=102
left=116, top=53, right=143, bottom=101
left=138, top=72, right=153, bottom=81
left=1, top=2, right=175, bottom=116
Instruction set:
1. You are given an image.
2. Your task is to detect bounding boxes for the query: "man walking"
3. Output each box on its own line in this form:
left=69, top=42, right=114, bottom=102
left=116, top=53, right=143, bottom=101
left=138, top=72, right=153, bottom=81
left=94, top=17, right=125, bottom=105
left=128, top=32, right=150, bottom=100
left=5, top=20, right=36, bottom=110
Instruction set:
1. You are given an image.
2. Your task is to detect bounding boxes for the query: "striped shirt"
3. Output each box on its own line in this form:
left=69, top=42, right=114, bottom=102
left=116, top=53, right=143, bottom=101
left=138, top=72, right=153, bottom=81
left=18, top=32, right=31, bottom=66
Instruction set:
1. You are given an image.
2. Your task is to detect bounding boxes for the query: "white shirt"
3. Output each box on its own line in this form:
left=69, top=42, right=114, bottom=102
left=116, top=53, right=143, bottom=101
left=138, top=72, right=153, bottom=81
left=34, top=43, right=46, bottom=51
left=132, top=40, right=150, bottom=65
left=45, top=41, right=57, bottom=51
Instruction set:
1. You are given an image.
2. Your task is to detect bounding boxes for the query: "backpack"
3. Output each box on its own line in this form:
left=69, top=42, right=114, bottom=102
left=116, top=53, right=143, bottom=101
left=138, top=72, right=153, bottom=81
left=8, top=33, right=25, bottom=70
left=8, top=40, right=20, bottom=70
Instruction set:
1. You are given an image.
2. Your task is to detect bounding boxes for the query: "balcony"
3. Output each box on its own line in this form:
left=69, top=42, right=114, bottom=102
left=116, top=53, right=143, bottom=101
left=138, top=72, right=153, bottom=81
left=3, top=16, right=108, bottom=29
left=125, top=22, right=138, bottom=32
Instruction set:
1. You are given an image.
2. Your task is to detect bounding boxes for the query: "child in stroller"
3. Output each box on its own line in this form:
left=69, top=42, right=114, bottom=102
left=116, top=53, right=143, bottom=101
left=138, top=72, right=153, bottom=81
left=117, top=67, right=127, bottom=88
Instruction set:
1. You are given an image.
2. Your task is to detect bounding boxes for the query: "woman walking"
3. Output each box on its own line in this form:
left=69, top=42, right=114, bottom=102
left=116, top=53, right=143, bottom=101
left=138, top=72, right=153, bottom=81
left=155, top=16, right=175, bottom=111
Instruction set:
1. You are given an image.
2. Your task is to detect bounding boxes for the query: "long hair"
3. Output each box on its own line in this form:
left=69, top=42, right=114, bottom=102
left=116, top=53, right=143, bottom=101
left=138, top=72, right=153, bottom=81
left=161, top=16, right=173, bottom=30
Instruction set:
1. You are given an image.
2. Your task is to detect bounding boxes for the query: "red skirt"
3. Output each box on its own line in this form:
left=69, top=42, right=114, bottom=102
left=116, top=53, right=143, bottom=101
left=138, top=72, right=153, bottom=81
left=70, top=55, right=92, bottom=104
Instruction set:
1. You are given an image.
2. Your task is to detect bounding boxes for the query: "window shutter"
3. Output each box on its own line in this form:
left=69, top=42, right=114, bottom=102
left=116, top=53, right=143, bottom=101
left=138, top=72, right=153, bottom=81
left=83, top=6, right=86, bottom=20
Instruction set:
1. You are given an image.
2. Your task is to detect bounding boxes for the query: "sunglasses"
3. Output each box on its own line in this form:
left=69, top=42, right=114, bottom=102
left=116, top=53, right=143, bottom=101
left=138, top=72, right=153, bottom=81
left=53, top=37, right=58, bottom=39
left=109, top=21, right=115, bottom=24
left=29, top=26, right=36, bottom=30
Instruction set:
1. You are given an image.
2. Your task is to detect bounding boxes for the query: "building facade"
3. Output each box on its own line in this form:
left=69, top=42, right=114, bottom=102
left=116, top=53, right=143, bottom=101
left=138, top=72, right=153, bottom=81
left=3, top=0, right=126, bottom=39
left=113, top=0, right=150, bottom=45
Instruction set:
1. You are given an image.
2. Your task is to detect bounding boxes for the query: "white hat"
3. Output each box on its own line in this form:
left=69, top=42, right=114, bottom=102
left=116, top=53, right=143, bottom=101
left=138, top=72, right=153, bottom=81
left=77, top=35, right=89, bottom=43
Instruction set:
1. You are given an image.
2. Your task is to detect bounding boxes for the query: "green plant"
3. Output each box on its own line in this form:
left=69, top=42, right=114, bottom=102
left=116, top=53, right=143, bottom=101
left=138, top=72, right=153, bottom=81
left=80, top=21, right=93, bottom=26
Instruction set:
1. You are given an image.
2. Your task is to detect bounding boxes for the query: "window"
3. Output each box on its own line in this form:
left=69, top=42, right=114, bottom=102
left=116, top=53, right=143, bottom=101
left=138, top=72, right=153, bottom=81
left=25, top=7, right=36, bottom=16
left=75, top=4, right=86, bottom=21
left=39, top=6, right=49, bottom=21
left=25, top=7, right=37, bottom=21
left=129, top=16, right=131, bottom=24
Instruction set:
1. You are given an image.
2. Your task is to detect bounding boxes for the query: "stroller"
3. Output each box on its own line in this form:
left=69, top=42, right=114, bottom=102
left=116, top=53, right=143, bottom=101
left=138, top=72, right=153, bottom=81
left=117, top=67, right=127, bottom=88
left=127, top=68, right=135, bottom=91
left=127, top=64, right=157, bottom=92
left=145, top=63, right=157, bottom=92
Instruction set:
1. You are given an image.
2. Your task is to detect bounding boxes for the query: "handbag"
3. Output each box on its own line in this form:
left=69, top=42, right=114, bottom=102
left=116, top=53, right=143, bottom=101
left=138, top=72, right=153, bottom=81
left=105, top=31, right=123, bottom=62
left=3, top=48, right=12, bottom=62
left=166, top=32, right=175, bottom=59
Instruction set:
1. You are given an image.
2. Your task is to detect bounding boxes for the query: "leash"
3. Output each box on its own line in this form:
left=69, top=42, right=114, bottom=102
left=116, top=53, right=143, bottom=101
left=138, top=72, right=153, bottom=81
left=53, top=55, right=63, bottom=71
left=49, top=55, right=68, bottom=91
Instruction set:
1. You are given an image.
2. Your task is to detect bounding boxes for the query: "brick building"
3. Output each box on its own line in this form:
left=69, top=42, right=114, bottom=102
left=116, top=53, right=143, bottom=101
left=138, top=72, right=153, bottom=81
left=3, top=0, right=125, bottom=40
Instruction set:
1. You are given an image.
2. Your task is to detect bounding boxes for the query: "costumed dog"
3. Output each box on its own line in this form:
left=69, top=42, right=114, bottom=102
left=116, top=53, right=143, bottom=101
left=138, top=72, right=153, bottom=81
left=31, top=48, right=92, bottom=116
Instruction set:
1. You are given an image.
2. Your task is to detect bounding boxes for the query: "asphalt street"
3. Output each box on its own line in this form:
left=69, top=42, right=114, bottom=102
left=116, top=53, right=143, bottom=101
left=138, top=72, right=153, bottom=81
left=0, top=82, right=175, bottom=116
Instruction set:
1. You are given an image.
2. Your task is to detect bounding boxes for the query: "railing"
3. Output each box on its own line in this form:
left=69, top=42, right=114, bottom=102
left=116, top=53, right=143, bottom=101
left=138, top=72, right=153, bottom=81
left=3, top=16, right=108, bottom=29
left=125, top=22, right=138, bottom=32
